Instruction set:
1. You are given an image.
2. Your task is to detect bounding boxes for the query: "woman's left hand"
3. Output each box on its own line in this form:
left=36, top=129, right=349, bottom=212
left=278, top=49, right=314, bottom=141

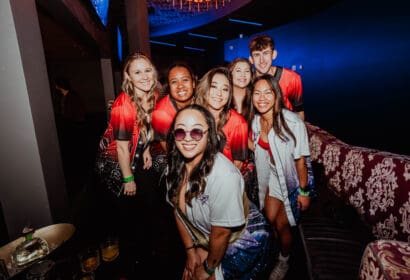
left=193, top=264, right=216, bottom=280
left=297, top=194, right=310, bottom=211
left=123, top=180, right=137, bottom=196
left=142, top=148, right=152, bottom=169
left=193, top=248, right=215, bottom=280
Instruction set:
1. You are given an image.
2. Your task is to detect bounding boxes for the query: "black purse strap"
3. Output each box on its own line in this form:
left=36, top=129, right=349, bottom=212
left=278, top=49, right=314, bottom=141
left=273, top=66, right=283, bottom=80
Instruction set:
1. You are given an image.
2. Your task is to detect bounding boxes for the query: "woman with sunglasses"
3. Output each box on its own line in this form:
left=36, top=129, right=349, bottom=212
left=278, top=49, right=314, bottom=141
left=194, top=67, right=248, bottom=171
left=166, top=104, right=271, bottom=280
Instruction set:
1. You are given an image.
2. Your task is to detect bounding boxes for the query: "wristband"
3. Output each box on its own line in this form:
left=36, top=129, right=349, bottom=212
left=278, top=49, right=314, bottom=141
left=203, top=259, right=215, bottom=276
left=185, top=245, right=196, bottom=251
left=123, top=175, right=134, bottom=183
left=298, top=187, right=310, bottom=196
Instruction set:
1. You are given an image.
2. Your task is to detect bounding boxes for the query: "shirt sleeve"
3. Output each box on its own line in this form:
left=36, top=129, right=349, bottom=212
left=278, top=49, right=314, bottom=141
left=288, top=74, right=304, bottom=112
left=293, top=119, right=310, bottom=159
left=110, top=93, right=136, bottom=141
left=152, top=109, right=174, bottom=141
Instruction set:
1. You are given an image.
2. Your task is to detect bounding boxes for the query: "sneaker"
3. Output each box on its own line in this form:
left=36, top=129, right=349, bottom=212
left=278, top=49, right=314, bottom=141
left=268, top=259, right=289, bottom=280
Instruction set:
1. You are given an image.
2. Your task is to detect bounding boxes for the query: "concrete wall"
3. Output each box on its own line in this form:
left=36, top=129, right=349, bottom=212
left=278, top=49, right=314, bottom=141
left=0, top=0, right=68, bottom=240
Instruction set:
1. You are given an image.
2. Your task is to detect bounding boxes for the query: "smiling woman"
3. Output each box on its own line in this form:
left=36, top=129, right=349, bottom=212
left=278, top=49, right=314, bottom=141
left=94, top=52, right=161, bottom=267
left=195, top=67, right=248, bottom=171
left=165, top=104, right=272, bottom=280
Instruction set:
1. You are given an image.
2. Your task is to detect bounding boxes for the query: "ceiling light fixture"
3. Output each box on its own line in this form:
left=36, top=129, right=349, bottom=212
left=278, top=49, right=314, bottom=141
left=172, top=0, right=231, bottom=12
left=228, top=18, right=262, bottom=26
left=188, top=32, right=218, bottom=40
left=184, top=46, right=206, bottom=52
left=150, top=40, right=177, bottom=47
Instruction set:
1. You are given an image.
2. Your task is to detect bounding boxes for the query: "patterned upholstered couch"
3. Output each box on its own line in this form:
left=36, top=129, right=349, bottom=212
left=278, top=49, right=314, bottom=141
left=306, top=122, right=410, bottom=279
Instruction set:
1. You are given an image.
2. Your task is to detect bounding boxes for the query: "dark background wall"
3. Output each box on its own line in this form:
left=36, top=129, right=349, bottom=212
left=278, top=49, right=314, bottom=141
left=225, top=0, right=410, bottom=155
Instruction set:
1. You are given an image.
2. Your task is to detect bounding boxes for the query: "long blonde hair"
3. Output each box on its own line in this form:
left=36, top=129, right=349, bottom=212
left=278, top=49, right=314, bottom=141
left=121, top=52, right=158, bottom=142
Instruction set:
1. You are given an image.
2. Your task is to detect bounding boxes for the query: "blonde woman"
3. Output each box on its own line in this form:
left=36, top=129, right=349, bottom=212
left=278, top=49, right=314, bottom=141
left=95, top=52, right=159, bottom=269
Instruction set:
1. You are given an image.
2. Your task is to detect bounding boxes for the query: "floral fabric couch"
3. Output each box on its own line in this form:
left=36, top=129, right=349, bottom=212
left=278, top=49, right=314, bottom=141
left=359, top=240, right=410, bottom=280
left=306, top=122, right=410, bottom=278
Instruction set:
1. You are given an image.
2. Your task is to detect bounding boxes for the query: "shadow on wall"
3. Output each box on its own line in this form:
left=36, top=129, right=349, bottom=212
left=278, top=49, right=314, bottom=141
left=0, top=202, right=9, bottom=246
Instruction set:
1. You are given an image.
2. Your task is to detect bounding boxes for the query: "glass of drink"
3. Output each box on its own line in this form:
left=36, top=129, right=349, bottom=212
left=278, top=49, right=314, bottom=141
left=78, top=247, right=100, bottom=275
left=100, top=237, right=119, bottom=262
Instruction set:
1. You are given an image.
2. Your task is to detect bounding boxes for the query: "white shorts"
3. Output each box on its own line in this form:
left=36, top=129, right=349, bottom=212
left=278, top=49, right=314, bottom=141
left=267, top=163, right=284, bottom=202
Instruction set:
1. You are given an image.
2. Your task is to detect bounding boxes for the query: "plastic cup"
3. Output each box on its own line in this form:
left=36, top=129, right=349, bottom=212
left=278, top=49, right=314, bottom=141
left=100, top=237, right=119, bottom=262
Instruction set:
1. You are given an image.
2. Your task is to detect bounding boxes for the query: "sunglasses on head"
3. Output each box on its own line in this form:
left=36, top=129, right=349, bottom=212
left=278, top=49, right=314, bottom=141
left=173, top=128, right=208, bottom=141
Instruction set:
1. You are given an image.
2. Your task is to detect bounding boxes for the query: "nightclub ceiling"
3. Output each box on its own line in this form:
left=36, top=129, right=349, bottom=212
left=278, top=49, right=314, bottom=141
left=145, top=0, right=341, bottom=52
left=147, top=0, right=251, bottom=37
left=37, top=0, right=341, bottom=60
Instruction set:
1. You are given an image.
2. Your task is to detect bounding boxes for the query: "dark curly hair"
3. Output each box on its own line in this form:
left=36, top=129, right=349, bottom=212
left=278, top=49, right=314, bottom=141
left=166, top=104, right=220, bottom=207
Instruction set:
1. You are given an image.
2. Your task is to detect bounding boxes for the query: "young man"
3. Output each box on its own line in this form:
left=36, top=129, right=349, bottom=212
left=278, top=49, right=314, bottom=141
left=249, top=35, right=305, bottom=121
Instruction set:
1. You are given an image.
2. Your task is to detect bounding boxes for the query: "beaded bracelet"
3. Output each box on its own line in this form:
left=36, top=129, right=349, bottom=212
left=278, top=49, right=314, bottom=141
left=298, top=187, right=310, bottom=196
left=185, top=245, right=196, bottom=251
left=123, top=175, right=134, bottom=183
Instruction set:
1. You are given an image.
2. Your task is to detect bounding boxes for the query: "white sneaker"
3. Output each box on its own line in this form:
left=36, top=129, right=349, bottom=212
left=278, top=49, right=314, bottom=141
left=268, top=259, right=289, bottom=280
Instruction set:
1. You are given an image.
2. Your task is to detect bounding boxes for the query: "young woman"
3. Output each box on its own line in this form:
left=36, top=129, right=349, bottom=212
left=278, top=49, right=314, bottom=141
left=95, top=52, right=158, bottom=269
left=228, top=58, right=260, bottom=208
left=228, top=57, right=254, bottom=125
left=152, top=61, right=196, bottom=154
left=97, top=52, right=156, bottom=195
left=166, top=104, right=271, bottom=280
left=250, top=74, right=312, bottom=280
left=194, top=67, right=248, bottom=170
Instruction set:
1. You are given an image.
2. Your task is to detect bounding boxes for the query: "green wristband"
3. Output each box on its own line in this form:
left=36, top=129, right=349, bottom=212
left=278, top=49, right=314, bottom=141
left=298, top=187, right=310, bottom=196
left=203, top=259, right=215, bottom=276
left=123, top=175, right=134, bottom=183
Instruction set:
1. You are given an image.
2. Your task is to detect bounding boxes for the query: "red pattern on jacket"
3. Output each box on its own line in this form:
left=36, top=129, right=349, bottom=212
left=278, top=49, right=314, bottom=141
left=98, top=92, right=140, bottom=161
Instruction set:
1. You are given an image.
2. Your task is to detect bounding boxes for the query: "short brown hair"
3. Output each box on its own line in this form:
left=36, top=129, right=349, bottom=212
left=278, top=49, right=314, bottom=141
left=249, top=35, right=275, bottom=52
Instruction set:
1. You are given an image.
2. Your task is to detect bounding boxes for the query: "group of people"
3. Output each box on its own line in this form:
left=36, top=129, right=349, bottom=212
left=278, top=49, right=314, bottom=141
left=95, top=34, right=314, bottom=280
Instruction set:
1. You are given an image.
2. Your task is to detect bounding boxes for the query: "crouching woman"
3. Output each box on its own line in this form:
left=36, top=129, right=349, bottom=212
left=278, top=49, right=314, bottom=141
left=165, top=104, right=271, bottom=280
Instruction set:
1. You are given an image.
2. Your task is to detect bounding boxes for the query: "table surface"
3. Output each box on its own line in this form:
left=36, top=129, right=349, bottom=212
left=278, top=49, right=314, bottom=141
left=0, top=223, right=75, bottom=279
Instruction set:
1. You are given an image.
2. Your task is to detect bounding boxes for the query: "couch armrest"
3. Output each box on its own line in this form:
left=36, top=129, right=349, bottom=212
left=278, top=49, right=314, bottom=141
left=359, top=240, right=410, bottom=279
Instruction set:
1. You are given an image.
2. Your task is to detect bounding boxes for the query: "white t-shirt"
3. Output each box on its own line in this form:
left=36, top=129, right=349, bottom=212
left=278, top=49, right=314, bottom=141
left=186, top=153, right=245, bottom=232
left=167, top=153, right=246, bottom=280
